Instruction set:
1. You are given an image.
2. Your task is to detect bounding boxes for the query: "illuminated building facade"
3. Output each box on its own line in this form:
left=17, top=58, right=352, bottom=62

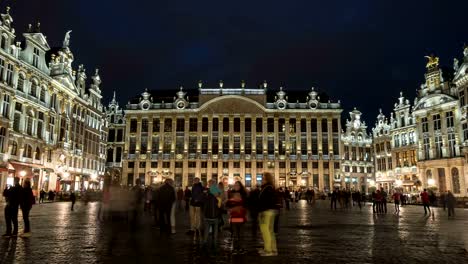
left=372, top=109, right=393, bottom=192
left=122, top=82, right=342, bottom=191
left=341, top=108, right=373, bottom=193
left=0, top=7, right=107, bottom=193
left=105, top=92, right=125, bottom=184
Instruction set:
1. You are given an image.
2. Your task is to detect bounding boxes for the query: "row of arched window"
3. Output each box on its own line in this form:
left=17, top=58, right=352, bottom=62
left=10, top=141, right=41, bottom=160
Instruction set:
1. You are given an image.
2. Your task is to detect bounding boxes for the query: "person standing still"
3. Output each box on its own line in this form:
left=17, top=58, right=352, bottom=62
left=420, top=189, right=431, bottom=215
left=20, top=180, right=34, bottom=237
left=70, top=192, right=76, bottom=211
left=2, top=177, right=22, bottom=237
left=157, top=179, right=176, bottom=235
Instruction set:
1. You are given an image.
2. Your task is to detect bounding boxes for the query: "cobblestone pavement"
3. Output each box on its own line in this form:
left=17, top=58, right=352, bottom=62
left=0, top=200, right=467, bottom=264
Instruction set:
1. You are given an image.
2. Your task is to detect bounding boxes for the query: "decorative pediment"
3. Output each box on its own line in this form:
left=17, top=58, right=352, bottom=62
left=199, top=95, right=265, bottom=114
left=413, top=93, right=456, bottom=111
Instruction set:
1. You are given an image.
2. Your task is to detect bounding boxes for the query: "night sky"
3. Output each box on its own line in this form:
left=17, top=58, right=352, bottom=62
left=6, top=0, right=468, bottom=126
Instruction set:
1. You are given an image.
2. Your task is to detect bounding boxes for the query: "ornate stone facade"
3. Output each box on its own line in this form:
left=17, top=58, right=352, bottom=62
left=122, top=83, right=342, bottom=192
left=105, top=92, right=125, bottom=184
left=0, top=7, right=107, bottom=193
left=372, top=109, right=393, bottom=191
left=341, top=108, right=373, bottom=193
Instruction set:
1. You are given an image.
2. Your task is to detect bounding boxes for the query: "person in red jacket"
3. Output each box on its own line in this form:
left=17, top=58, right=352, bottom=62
left=420, top=189, right=431, bottom=215
left=226, top=181, right=247, bottom=254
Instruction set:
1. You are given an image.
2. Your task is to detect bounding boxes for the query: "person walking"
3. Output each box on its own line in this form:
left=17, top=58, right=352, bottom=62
left=330, top=188, right=338, bottom=210
left=283, top=187, right=291, bottom=210
left=187, top=178, right=204, bottom=236
left=257, top=172, right=278, bottom=257
left=290, top=189, right=296, bottom=209
left=39, top=189, right=45, bottom=204
left=355, top=191, right=362, bottom=210
left=70, top=192, right=76, bottom=211
left=226, top=181, right=248, bottom=254
left=19, top=180, right=34, bottom=238
left=420, top=189, right=431, bottom=215
left=392, top=190, right=401, bottom=213
left=184, top=186, right=191, bottom=212
left=168, top=180, right=178, bottom=234
left=201, top=184, right=221, bottom=254
left=446, top=190, right=456, bottom=218
left=381, top=188, right=388, bottom=214
left=248, top=185, right=260, bottom=237
left=2, top=177, right=22, bottom=238
left=157, top=179, right=176, bottom=235
left=177, top=188, right=184, bottom=212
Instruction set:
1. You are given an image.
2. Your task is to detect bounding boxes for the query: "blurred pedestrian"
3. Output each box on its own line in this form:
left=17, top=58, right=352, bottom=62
left=248, top=185, right=260, bottom=237
left=2, top=177, right=22, bottom=238
left=70, top=192, right=76, bottom=211
left=330, top=188, right=338, bottom=210
left=381, top=188, right=388, bottom=214
left=421, top=189, right=431, bottom=215
left=446, top=190, right=456, bottom=218
left=226, top=181, right=247, bottom=254
left=20, top=180, right=34, bottom=237
left=177, top=188, right=184, bottom=211
left=187, top=178, right=203, bottom=236
left=258, top=172, right=278, bottom=257
left=157, top=179, right=176, bottom=235
left=184, top=186, right=191, bottom=212
left=39, top=189, right=45, bottom=204
left=392, top=190, right=401, bottom=213
left=202, top=184, right=221, bottom=254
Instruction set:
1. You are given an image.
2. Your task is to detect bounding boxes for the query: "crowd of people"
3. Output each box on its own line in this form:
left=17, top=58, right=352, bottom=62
left=1, top=172, right=462, bottom=256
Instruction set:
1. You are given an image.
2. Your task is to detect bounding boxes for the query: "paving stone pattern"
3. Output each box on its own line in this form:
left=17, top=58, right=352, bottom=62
left=0, top=201, right=467, bottom=263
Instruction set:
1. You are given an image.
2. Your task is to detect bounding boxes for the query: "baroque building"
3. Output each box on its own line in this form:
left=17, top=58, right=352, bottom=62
left=389, top=92, right=419, bottom=193
left=105, top=92, right=125, bottom=184
left=341, top=108, right=373, bottom=193
left=413, top=55, right=465, bottom=196
left=372, top=109, right=393, bottom=191
left=0, top=7, right=107, bottom=193
left=122, top=82, right=342, bottom=191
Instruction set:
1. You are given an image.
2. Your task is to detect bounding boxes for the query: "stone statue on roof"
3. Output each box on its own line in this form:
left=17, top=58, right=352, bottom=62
left=63, top=30, right=72, bottom=48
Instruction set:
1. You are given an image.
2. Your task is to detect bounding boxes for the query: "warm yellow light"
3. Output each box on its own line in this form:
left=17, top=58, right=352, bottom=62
left=428, top=179, right=435, bottom=186
left=19, top=170, right=26, bottom=177
left=63, top=172, right=70, bottom=178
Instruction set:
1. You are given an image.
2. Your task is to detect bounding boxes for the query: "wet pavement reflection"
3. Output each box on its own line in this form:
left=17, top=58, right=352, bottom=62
left=0, top=200, right=467, bottom=263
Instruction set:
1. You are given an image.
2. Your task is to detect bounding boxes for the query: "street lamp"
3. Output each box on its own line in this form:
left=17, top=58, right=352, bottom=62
left=19, top=170, right=26, bottom=177
left=63, top=172, right=70, bottom=179
left=395, top=179, right=403, bottom=187
left=428, top=179, right=435, bottom=186
left=91, top=173, right=98, bottom=181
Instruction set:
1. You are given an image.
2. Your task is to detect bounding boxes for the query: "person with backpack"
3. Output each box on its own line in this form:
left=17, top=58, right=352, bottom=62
left=20, top=180, right=35, bottom=237
left=257, top=172, right=278, bottom=257
left=202, top=181, right=221, bottom=254
left=226, top=181, right=248, bottom=254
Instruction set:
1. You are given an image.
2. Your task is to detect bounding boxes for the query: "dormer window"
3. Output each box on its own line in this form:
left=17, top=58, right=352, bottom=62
left=33, top=47, right=40, bottom=68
